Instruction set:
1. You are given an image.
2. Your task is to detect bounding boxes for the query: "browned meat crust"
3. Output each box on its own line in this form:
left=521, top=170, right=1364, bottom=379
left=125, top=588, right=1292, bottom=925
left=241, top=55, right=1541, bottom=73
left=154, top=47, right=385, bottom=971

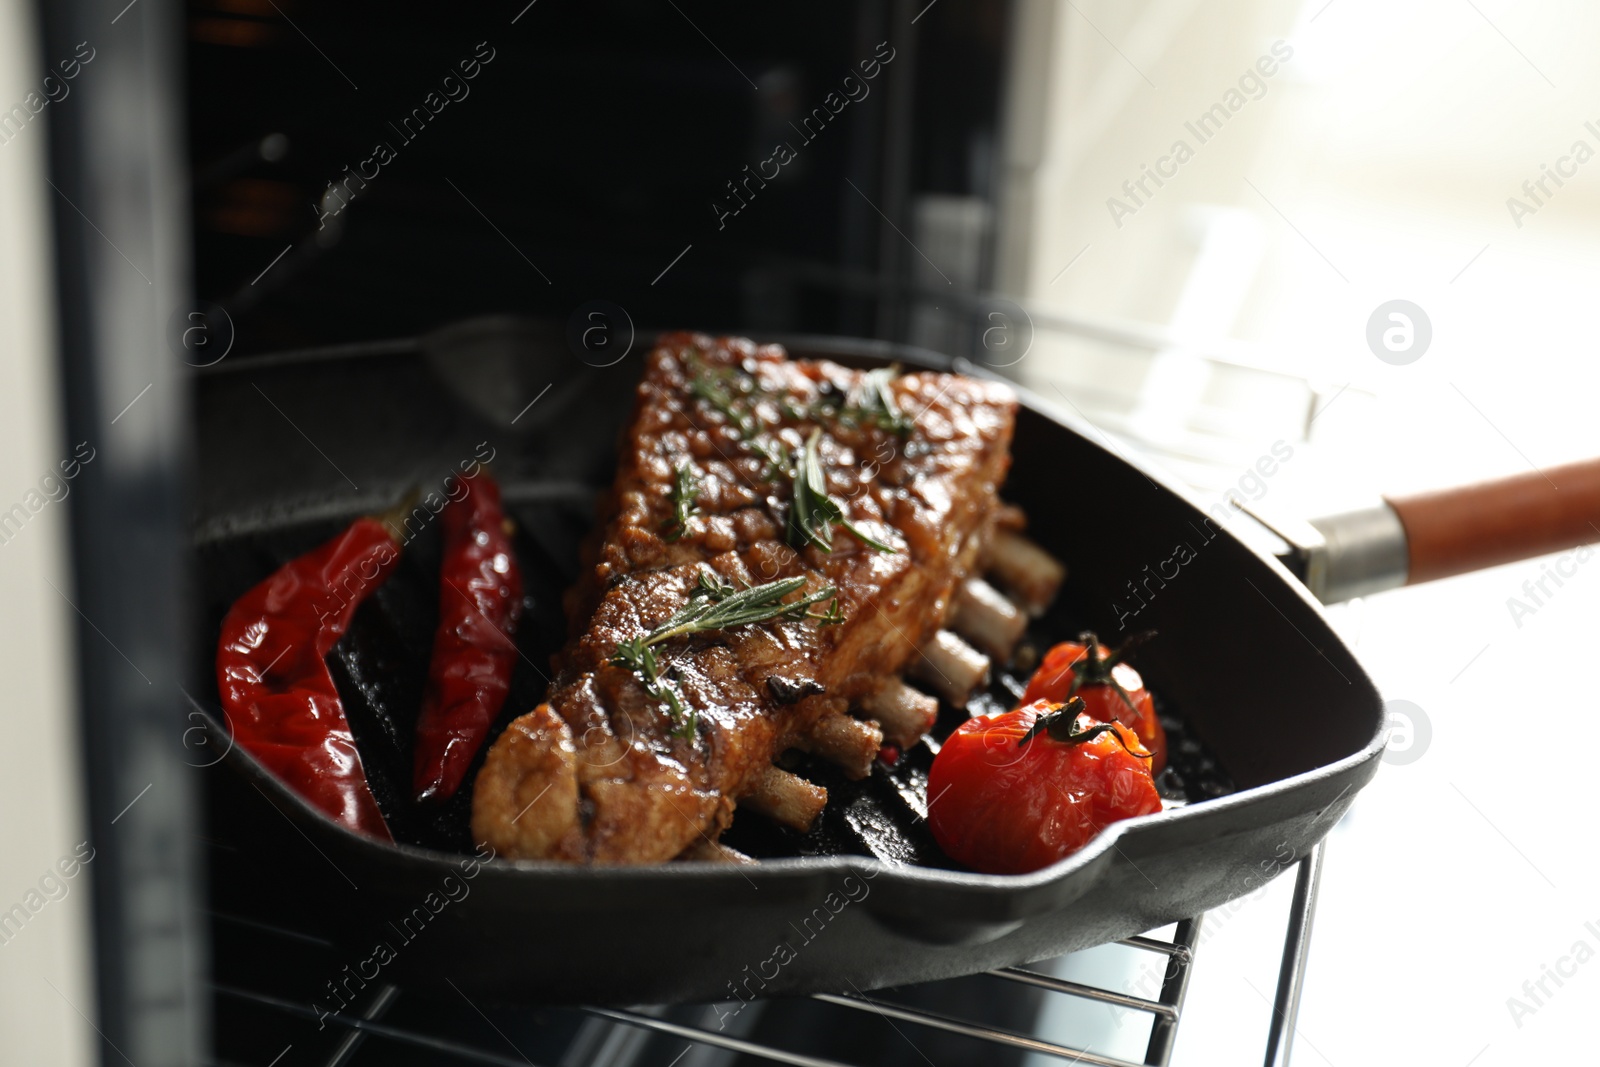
left=472, top=332, right=1017, bottom=864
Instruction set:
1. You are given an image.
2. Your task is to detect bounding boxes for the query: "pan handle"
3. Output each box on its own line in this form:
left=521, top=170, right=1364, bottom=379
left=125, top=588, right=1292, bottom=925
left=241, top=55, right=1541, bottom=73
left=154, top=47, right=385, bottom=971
left=1292, top=458, right=1600, bottom=602
left=1385, top=458, right=1600, bottom=585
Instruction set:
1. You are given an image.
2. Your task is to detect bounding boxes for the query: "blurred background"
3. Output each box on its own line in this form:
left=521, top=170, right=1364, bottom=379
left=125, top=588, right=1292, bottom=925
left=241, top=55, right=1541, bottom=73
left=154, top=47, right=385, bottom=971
left=2, top=0, right=1597, bottom=1063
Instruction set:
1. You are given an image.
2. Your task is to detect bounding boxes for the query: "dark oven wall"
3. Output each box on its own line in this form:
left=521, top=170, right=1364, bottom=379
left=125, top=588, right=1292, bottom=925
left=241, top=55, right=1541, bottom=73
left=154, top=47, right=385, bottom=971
left=185, top=0, right=1011, bottom=357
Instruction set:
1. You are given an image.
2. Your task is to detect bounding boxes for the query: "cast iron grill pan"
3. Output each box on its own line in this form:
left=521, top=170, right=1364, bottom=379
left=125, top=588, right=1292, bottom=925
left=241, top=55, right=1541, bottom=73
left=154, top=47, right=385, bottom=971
left=191, top=319, right=1384, bottom=1005
left=196, top=500, right=1232, bottom=859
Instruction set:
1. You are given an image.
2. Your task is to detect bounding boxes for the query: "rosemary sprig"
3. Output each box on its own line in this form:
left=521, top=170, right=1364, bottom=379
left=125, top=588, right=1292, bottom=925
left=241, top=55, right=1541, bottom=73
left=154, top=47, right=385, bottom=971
left=691, top=569, right=848, bottom=626
left=787, top=428, right=897, bottom=554
left=661, top=463, right=700, bottom=542
left=800, top=368, right=912, bottom=435
left=687, top=357, right=787, bottom=481
left=748, top=435, right=787, bottom=481
left=607, top=637, right=691, bottom=733
left=652, top=571, right=842, bottom=642
left=688, top=361, right=760, bottom=439
left=856, top=365, right=914, bottom=436
left=608, top=569, right=843, bottom=737
left=686, top=357, right=914, bottom=479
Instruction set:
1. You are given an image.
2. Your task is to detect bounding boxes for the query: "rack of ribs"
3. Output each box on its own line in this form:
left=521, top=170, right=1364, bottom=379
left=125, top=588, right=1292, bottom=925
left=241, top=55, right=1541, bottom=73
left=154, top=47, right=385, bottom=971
left=471, top=332, right=1062, bottom=865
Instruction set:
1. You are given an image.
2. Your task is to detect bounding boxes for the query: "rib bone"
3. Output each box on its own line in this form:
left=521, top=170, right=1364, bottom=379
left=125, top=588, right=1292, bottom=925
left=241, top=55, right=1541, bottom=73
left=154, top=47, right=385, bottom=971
left=741, top=765, right=828, bottom=832
left=910, top=630, right=990, bottom=709
left=985, top=529, right=1065, bottom=616
left=797, top=712, right=882, bottom=780
left=861, top=678, right=939, bottom=748
left=950, top=576, right=1028, bottom=661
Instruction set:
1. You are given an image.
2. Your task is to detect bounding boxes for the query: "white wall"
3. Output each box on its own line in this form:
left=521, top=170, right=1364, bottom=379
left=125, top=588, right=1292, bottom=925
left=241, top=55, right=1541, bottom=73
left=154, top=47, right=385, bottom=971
left=999, top=4, right=1600, bottom=1064
left=0, top=2, right=96, bottom=1064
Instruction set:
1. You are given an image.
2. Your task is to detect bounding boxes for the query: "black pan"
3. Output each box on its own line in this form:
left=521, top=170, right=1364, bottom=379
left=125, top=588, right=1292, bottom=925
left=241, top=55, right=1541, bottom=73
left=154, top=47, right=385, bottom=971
left=190, top=316, right=1383, bottom=1005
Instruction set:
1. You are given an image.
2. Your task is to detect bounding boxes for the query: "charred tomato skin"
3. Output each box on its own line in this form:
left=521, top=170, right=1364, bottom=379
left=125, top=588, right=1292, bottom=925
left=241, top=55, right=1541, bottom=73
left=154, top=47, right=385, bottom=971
left=927, top=699, right=1162, bottom=875
left=1021, top=640, right=1167, bottom=774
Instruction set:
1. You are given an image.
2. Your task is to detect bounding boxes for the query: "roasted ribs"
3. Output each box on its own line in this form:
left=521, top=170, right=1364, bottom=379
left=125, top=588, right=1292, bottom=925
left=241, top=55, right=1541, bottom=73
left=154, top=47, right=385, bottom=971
left=471, top=333, right=1026, bottom=865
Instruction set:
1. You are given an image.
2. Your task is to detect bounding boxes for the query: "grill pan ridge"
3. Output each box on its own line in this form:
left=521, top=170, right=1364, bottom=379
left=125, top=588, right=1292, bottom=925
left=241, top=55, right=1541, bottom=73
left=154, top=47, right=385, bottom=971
left=192, top=318, right=1384, bottom=1004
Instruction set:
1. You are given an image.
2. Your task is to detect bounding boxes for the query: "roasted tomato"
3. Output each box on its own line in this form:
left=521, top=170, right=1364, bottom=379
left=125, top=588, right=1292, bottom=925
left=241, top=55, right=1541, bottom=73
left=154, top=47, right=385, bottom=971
left=927, top=697, right=1162, bottom=874
left=1020, top=631, right=1166, bottom=773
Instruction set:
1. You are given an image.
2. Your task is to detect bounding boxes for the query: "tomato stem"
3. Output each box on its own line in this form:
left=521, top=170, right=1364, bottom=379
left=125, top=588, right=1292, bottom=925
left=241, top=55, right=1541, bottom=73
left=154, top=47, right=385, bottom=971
left=1067, top=630, right=1155, bottom=724
left=1019, top=696, right=1152, bottom=761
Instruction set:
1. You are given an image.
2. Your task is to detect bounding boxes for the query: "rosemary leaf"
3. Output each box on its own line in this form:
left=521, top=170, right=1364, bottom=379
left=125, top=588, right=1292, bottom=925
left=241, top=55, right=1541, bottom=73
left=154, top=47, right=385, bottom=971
left=686, top=357, right=790, bottom=482
left=650, top=573, right=838, bottom=643
left=749, top=435, right=787, bottom=482
left=608, top=568, right=843, bottom=736
left=688, top=359, right=760, bottom=439
left=662, top=463, right=700, bottom=542
left=787, top=428, right=896, bottom=555
left=858, top=365, right=914, bottom=436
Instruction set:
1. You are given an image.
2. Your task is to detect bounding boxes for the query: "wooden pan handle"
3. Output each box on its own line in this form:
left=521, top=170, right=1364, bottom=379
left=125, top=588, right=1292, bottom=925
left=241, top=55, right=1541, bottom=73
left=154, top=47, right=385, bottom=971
left=1385, top=458, right=1600, bottom=585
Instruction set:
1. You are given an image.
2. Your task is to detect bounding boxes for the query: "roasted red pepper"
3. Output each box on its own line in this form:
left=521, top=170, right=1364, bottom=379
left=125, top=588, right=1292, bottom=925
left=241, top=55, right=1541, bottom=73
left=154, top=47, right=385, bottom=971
left=1020, top=631, right=1167, bottom=774
left=216, top=517, right=402, bottom=839
left=412, top=471, right=524, bottom=802
left=927, top=697, right=1161, bottom=874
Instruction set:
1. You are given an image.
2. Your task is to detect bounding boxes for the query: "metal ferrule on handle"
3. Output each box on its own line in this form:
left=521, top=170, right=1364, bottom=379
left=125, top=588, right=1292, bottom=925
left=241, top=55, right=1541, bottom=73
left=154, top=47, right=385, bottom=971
left=1260, top=457, right=1600, bottom=604
left=1305, top=504, right=1409, bottom=603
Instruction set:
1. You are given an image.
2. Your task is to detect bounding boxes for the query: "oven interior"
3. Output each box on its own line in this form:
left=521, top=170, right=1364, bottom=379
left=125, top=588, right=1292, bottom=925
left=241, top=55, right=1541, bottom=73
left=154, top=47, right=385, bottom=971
left=35, top=1, right=1332, bottom=1063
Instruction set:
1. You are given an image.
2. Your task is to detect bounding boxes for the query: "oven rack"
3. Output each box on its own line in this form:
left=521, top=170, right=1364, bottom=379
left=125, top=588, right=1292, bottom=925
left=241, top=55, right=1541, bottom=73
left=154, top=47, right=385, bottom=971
left=204, top=845, right=1323, bottom=1067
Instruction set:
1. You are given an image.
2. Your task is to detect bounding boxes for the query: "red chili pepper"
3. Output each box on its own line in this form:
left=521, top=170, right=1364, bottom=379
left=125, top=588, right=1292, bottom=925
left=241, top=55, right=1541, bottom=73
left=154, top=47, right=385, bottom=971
left=412, top=471, right=524, bottom=802
left=216, top=517, right=402, bottom=840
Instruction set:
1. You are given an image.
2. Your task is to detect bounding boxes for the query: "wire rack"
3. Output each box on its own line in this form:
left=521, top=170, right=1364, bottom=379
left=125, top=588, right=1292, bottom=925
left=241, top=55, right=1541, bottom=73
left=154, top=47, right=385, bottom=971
left=204, top=844, right=1323, bottom=1067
